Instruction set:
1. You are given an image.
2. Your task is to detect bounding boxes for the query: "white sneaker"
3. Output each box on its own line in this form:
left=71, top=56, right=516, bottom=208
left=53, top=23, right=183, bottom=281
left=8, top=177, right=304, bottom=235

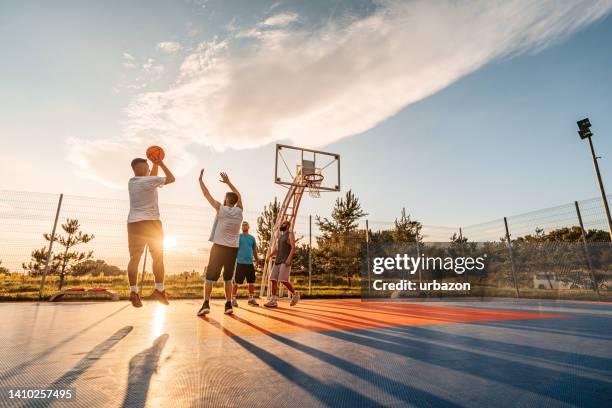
left=290, top=292, right=300, bottom=306
left=248, top=298, right=259, bottom=306
left=231, top=298, right=238, bottom=307
left=264, top=297, right=278, bottom=308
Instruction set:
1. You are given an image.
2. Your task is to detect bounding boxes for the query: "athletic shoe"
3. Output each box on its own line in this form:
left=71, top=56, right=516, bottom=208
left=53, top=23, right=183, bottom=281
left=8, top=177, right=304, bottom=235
left=264, top=297, right=278, bottom=308
left=150, top=289, right=169, bottom=305
left=224, top=301, right=233, bottom=315
left=197, top=300, right=210, bottom=316
left=290, top=291, right=300, bottom=306
left=248, top=298, right=259, bottom=306
left=130, top=291, right=143, bottom=308
left=231, top=298, right=238, bottom=307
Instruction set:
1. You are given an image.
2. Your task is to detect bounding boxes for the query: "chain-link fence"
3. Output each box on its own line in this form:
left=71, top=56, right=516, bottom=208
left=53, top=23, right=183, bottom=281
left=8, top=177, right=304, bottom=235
left=0, top=190, right=610, bottom=300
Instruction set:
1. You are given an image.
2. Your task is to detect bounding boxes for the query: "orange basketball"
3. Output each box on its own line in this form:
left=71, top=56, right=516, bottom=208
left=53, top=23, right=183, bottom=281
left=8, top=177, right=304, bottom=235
left=146, top=145, right=165, bottom=163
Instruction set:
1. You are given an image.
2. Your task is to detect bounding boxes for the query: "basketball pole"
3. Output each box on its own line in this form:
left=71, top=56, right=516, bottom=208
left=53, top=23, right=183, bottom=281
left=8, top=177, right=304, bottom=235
left=308, top=214, right=312, bottom=296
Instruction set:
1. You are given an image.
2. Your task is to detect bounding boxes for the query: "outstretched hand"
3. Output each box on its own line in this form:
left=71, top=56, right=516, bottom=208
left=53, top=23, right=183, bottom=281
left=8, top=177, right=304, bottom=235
left=219, top=172, right=230, bottom=184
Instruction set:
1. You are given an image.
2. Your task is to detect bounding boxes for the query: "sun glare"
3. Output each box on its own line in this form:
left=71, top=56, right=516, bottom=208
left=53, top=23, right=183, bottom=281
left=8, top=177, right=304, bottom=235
left=163, top=236, right=177, bottom=249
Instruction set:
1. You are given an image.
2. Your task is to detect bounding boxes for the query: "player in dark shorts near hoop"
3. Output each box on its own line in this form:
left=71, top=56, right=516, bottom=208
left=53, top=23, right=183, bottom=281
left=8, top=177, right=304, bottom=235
left=264, top=220, right=299, bottom=307
left=231, top=221, right=259, bottom=307
left=197, top=169, right=243, bottom=316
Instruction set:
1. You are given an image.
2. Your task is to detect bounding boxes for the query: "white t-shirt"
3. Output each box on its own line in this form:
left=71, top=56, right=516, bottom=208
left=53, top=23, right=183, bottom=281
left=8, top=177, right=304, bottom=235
left=127, top=176, right=166, bottom=223
left=209, top=205, right=243, bottom=247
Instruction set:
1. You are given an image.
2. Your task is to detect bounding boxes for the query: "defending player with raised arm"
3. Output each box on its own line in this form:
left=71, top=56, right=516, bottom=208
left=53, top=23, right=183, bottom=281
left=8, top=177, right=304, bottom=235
left=126, top=152, right=175, bottom=308
left=197, top=169, right=243, bottom=316
left=231, top=221, right=260, bottom=307
left=264, top=219, right=299, bottom=307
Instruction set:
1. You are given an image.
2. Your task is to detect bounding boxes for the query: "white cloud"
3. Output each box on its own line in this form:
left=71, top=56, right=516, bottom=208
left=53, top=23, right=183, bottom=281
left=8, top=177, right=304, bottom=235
left=70, top=0, right=612, bottom=187
left=157, top=41, right=183, bottom=53
left=123, top=52, right=135, bottom=61
left=260, top=12, right=298, bottom=27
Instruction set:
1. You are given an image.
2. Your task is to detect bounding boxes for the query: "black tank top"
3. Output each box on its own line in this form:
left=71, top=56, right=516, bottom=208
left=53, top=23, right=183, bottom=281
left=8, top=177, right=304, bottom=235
left=275, top=231, right=292, bottom=265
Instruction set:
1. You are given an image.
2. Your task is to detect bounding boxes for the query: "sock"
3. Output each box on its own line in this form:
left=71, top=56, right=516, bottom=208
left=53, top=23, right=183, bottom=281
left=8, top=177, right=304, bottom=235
left=155, top=282, right=164, bottom=292
left=248, top=294, right=253, bottom=299
left=130, top=285, right=138, bottom=293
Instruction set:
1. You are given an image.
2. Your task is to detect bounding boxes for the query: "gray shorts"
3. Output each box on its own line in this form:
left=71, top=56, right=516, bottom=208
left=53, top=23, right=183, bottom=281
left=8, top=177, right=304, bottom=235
left=270, top=263, right=291, bottom=282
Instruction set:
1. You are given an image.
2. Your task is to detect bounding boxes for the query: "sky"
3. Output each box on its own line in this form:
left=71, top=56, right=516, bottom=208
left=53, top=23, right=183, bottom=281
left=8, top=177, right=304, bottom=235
left=2, top=0, right=612, bottom=227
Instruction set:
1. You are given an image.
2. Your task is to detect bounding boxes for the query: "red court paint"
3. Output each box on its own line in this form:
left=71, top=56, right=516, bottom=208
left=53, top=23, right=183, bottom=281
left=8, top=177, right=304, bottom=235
left=197, top=299, right=572, bottom=337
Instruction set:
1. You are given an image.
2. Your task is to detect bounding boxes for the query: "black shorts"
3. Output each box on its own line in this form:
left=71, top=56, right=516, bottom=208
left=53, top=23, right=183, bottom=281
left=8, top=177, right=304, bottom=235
left=234, top=263, right=256, bottom=284
left=206, top=243, right=238, bottom=282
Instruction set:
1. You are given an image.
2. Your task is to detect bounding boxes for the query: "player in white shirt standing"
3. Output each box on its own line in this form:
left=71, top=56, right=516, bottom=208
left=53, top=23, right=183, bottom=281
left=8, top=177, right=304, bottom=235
left=127, top=154, right=175, bottom=308
left=197, top=169, right=243, bottom=316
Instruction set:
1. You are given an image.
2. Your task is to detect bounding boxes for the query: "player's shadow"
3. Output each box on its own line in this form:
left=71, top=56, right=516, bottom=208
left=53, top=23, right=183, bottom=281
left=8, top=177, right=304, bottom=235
left=228, top=313, right=462, bottom=407
left=121, top=333, right=169, bottom=408
left=240, top=306, right=612, bottom=407
left=200, top=315, right=385, bottom=407
left=0, top=304, right=130, bottom=381
left=36, top=326, right=133, bottom=408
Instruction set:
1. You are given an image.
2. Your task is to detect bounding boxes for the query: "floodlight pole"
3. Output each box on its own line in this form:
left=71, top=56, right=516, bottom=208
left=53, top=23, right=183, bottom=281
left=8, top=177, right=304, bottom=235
left=585, top=136, right=612, bottom=241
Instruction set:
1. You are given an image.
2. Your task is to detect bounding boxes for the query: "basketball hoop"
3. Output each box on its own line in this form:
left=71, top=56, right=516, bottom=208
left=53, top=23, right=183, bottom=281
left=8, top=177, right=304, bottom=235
left=304, top=172, right=324, bottom=198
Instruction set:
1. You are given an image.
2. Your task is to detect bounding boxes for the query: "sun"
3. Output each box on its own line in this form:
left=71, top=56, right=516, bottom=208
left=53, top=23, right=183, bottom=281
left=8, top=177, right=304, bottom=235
left=163, top=235, right=177, bottom=249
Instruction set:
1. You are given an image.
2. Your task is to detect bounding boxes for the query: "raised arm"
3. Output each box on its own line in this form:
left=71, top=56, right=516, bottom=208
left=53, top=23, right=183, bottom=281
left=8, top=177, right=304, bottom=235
left=219, top=172, right=243, bottom=210
left=199, top=169, right=221, bottom=212
left=150, top=161, right=159, bottom=176
left=157, top=160, right=175, bottom=184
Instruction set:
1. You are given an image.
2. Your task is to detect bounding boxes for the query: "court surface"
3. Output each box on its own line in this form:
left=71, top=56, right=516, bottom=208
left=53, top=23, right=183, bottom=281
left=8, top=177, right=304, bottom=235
left=0, top=298, right=610, bottom=407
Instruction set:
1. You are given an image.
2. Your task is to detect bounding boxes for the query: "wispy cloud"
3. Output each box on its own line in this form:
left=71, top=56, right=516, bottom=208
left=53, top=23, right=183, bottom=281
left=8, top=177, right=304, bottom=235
left=69, top=0, right=612, bottom=188
left=157, top=41, right=183, bottom=53
left=260, top=12, right=298, bottom=27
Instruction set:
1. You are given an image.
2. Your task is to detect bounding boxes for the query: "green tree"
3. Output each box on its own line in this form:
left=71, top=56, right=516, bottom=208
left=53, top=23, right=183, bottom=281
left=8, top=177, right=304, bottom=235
left=392, top=208, right=422, bottom=242
left=315, top=190, right=367, bottom=287
left=22, top=247, right=60, bottom=276
left=71, top=259, right=123, bottom=276
left=0, top=260, right=9, bottom=274
left=44, top=219, right=95, bottom=289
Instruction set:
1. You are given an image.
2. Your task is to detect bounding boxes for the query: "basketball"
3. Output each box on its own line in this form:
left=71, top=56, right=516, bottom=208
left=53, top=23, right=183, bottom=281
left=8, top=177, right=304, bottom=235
left=146, top=145, right=165, bottom=163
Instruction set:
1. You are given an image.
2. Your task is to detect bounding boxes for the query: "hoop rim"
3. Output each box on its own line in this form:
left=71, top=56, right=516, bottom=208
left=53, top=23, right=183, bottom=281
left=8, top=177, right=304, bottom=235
left=303, top=173, right=324, bottom=183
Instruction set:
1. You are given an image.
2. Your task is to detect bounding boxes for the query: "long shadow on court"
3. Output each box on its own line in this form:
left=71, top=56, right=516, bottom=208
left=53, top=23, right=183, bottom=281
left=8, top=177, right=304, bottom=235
left=200, top=316, right=384, bottom=407
left=0, top=304, right=130, bottom=381
left=228, top=313, right=462, bottom=407
left=36, top=326, right=133, bottom=408
left=472, top=316, right=612, bottom=341
left=121, top=333, right=169, bottom=408
left=282, top=307, right=611, bottom=372
left=243, top=307, right=612, bottom=407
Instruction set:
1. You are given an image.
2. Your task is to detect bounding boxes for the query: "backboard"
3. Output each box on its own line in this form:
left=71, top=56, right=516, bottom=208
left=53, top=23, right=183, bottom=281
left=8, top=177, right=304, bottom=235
left=274, top=144, right=340, bottom=193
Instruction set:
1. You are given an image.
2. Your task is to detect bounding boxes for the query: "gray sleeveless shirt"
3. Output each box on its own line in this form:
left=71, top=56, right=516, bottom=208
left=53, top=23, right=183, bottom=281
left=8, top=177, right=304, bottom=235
left=275, top=231, right=292, bottom=265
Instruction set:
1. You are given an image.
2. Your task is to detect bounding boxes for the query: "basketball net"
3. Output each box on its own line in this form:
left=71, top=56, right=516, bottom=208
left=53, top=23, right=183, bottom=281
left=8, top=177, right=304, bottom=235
left=304, top=169, right=323, bottom=198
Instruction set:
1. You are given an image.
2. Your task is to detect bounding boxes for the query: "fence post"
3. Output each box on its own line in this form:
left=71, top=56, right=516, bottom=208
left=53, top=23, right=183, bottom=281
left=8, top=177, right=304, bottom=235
left=39, top=193, right=63, bottom=301
left=504, top=217, right=520, bottom=298
left=459, top=227, right=468, bottom=284
left=139, top=246, right=148, bottom=295
left=575, top=201, right=600, bottom=300
left=308, top=215, right=312, bottom=296
left=366, top=219, right=371, bottom=297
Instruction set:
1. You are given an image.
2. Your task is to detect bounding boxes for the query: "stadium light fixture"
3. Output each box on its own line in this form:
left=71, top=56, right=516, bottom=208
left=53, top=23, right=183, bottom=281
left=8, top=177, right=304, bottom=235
left=577, top=118, right=612, bottom=241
